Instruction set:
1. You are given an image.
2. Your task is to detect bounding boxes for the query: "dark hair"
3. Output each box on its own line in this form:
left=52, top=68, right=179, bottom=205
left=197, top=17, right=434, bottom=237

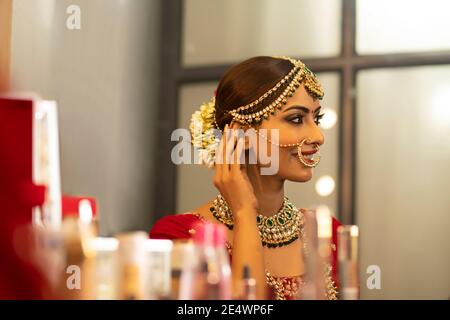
left=215, top=56, right=294, bottom=130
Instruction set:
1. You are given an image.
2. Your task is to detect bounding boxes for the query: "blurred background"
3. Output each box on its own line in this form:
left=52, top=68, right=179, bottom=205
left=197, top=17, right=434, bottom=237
left=1, top=0, right=449, bottom=299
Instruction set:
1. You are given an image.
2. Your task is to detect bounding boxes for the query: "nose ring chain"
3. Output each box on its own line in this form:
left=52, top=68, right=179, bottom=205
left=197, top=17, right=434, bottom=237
left=256, top=130, right=321, bottom=168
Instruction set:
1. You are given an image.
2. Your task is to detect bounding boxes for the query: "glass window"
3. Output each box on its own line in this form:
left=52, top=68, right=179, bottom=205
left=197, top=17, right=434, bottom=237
left=356, top=0, right=450, bottom=54
left=177, top=82, right=218, bottom=213
left=356, top=65, right=450, bottom=299
left=182, top=0, right=342, bottom=66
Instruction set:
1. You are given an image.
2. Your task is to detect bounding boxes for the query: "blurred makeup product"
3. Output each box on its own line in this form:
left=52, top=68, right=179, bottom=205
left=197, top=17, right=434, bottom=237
left=31, top=225, right=66, bottom=295
left=212, top=224, right=233, bottom=299
left=178, top=239, right=199, bottom=299
left=170, top=240, right=195, bottom=299
left=32, top=99, right=62, bottom=230
left=116, top=231, right=147, bottom=300
left=240, top=265, right=257, bottom=300
left=316, top=206, right=332, bottom=260
left=87, top=237, right=119, bottom=300
left=144, top=239, right=173, bottom=299
left=338, top=225, right=360, bottom=300
left=301, top=207, right=333, bottom=300
left=179, top=222, right=231, bottom=300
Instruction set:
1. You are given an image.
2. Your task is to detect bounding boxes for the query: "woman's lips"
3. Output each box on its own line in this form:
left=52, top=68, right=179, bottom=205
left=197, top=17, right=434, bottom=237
left=291, top=149, right=318, bottom=164
left=301, top=150, right=317, bottom=155
left=291, top=150, right=317, bottom=156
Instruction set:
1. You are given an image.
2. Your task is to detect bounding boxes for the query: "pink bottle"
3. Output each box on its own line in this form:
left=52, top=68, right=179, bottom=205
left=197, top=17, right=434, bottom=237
left=179, top=222, right=231, bottom=300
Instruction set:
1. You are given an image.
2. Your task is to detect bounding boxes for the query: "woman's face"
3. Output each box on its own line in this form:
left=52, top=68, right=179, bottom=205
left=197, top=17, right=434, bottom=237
left=257, top=84, right=325, bottom=182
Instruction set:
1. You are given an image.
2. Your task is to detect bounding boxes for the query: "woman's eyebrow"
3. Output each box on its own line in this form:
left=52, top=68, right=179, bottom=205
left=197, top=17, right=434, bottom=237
left=283, top=105, right=322, bottom=114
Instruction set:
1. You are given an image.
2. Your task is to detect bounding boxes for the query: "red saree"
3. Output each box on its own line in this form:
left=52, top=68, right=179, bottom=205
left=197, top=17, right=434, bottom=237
left=150, top=211, right=341, bottom=300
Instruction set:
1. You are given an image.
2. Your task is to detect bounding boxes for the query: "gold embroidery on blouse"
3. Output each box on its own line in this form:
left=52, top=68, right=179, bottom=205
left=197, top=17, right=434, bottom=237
left=325, top=263, right=339, bottom=300
left=266, top=270, right=304, bottom=300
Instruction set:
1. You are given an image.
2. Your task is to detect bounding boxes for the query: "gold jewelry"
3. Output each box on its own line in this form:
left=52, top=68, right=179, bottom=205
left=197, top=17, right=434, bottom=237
left=296, top=139, right=321, bottom=168
left=210, top=195, right=304, bottom=248
left=266, top=264, right=338, bottom=300
left=265, top=270, right=305, bottom=300
left=202, top=212, right=337, bottom=300
left=227, top=56, right=324, bottom=125
left=257, top=131, right=321, bottom=168
left=189, top=56, right=323, bottom=169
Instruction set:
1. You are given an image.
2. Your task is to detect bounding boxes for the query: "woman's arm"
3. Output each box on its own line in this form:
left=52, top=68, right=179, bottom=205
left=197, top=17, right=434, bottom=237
left=213, top=124, right=268, bottom=299
left=232, top=209, right=268, bottom=299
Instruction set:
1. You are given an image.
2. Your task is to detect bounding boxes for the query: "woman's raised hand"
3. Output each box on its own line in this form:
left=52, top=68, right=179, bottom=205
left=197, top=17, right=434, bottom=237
left=213, top=123, right=258, bottom=218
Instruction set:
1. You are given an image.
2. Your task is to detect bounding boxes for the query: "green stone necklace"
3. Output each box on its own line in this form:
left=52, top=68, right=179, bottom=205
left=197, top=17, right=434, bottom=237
left=210, top=195, right=304, bottom=248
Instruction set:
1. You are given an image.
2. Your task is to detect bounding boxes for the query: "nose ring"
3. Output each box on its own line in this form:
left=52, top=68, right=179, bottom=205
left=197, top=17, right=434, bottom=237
left=297, top=138, right=321, bottom=168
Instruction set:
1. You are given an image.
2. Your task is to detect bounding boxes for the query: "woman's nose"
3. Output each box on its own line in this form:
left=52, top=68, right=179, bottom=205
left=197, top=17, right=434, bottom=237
left=308, top=123, right=325, bottom=147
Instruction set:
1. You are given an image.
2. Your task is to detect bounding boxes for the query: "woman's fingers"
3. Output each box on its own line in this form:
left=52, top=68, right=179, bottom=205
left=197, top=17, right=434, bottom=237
left=214, top=123, right=249, bottom=190
left=223, top=125, right=236, bottom=176
left=214, top=124, right=227, bottom=182
left=215, top=124, right=234, bottom=180
left=231, top=135, right=245, bottom=173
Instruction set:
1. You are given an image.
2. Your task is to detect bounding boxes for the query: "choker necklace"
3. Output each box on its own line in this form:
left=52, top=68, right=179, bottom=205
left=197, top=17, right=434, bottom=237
left=209, top=195, right=304, bottom=248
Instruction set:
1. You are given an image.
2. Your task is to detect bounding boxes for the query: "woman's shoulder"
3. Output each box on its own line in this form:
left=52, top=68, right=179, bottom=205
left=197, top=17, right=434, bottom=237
left=149, top=212, right=204, bottom=240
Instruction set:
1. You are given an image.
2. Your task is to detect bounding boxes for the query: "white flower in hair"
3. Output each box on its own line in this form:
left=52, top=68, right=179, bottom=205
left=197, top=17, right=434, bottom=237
left=189, top=97, right=221, bottom=168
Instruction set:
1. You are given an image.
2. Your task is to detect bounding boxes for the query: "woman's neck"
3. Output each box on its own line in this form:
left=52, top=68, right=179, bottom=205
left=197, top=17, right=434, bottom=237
left=247, top=164, right=285, bottom=217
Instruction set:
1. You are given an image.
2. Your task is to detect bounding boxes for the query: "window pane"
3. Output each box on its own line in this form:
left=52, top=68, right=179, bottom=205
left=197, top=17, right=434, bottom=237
left=182, top=0, right=342, bottom=66
left=177, top=82, right=218, bottom=213
left=356, top=66, right=450, bottom=299
left=176, top=73, right=340, bottom=217
left=357, top=0, right=450, bottom=54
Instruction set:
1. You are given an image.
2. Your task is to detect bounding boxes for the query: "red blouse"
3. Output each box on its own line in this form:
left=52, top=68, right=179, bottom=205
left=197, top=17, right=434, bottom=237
left=150, top=212, right=341, bottom=300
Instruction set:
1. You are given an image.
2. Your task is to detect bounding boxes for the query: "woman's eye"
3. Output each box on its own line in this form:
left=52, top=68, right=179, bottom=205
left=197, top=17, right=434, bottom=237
left=315, top=113, right=325, bottom=125
left=289, top=116, right=304, bottom=124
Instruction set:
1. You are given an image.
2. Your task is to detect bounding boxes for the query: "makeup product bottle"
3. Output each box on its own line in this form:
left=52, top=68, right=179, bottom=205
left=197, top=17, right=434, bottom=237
left=212, top=223, right=232, bottom=300
left=179, top=222, right=231, bottom=300
left=87, top=237, right=119, bottom=300
left=116, top=231, right=147, bottom=300
left=338, top=225, right=360, bottom=300
left=171, top=240, right=194, bottom=299
left=144, top=239, right=173, bottom=299
left=240, top=265, right=256, bottom=300
left=301, top=207, right=332, bottom=300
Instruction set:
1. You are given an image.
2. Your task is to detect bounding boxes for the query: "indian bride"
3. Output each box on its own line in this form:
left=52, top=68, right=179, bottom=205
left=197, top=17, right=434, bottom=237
left=150, top=56, right=340, bottom=300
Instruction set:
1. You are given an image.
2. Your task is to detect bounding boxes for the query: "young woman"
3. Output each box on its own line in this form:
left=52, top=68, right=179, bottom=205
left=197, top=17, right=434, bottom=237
left=150, top=56, right=340, bottom=300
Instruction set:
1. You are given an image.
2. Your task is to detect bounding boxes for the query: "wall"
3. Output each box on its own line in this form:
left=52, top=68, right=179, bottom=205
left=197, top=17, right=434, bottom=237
left=10, top=0, right=161, bottom=235
left=0, top=0, right=13, bottom=91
